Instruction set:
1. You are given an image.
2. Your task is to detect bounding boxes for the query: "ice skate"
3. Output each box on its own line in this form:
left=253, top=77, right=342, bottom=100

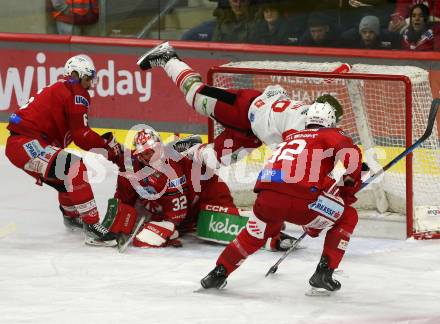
left=276, top=231, right=300, bottom=251
left=84, top=222, right=118, bottom=247
left=137, top=41, right=179, bottom=70
left=63, top=215, right=83, bottom=231
left=265, top=231, right=302, bottom=252
left=200, top=264, right=228, bottom=289
left=170, top=135, right=202, bottom=153
left=306, top=256, right=341, bottom=296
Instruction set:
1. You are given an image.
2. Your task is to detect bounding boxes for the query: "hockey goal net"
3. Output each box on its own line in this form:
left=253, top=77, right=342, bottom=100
left=207, top=61, right=440, bottom=240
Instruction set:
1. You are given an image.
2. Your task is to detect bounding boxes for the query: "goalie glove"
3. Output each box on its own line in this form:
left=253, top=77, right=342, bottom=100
left=102, top=132, right=123, bottom=164
left=133, top=221, right=182, bottom=248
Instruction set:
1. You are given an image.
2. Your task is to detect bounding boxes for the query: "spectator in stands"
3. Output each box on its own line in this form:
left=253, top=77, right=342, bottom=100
left=342, top=15, right=400, bottom=49
left=401, top=3, right=440, bottom=50
left=345, top=0, right=395, bottom=30
left=389, top=0, right=440, bottom=34
left=249, top=0, right=300, bottom=45
left=211, top=0, right=258, bottom=43
left=306, top=1, right=394, bottom=34
left=299, top=12, right=340, bottom=47
left=181, top=20, right=216, bottom=41
left=49, top=0, right=100, bottom=36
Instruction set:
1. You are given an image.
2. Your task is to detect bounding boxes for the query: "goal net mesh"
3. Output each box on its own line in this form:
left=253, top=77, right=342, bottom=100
left=209, top=61, right=440, bottom=236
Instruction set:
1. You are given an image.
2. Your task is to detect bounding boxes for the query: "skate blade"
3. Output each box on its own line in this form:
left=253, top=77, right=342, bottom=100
left=194, top=281, right=227, bottom=293
left=305, top=287, right=333, bottom=297
left=136, top=42, right=170, bottom=65
left=84, top=236, right=117, bottom=247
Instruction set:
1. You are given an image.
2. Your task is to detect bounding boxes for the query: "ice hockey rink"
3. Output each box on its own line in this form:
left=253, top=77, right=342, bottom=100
left=1, top=148, right=440, bottom=324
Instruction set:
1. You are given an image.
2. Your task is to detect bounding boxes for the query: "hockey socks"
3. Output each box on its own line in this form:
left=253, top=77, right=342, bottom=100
left=163, top=59, right=211, bottom=115
left=217, top=228, right=264, bottom=275
left=322, top=206, right=358, bottom=269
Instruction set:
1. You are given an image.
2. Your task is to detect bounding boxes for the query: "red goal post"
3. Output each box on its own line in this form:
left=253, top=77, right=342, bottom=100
left=207, top=61, right=440, bottom=239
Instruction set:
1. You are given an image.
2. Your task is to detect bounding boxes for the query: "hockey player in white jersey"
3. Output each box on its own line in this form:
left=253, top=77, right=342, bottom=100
left=136, top=42, right=343, bottom=168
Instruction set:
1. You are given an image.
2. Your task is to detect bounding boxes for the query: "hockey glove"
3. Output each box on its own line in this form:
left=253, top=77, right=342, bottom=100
left=102, top=132, right=123, bottom=165
left=265, top=231, right=298, bottom=252
left=133, top=221, right=182, bottom=248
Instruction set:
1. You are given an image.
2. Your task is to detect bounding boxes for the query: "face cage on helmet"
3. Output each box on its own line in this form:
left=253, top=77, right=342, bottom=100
left=135, top=143, right=164, bottom=165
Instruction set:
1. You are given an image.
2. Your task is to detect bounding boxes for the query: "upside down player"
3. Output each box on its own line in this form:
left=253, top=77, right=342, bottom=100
left=5, top=55, right=123, bottom=246
left=136, top=42, right=346, bottom=168
left=200, top=100, right=364, bottom=295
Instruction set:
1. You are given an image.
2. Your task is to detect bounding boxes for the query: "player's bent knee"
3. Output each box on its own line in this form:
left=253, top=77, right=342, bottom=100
left=46, top=151, right=85, bottom=192
left=192, top=85, right=238, bottom=117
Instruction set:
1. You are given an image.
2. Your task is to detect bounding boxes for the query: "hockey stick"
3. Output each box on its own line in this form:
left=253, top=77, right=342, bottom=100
left=265, top=98, right=440, bottom=277
left=118, top=215, right=146, bottom=253
left=265, top=232, right=307, bottom=277
left=361, top=97, right=440, bottom=189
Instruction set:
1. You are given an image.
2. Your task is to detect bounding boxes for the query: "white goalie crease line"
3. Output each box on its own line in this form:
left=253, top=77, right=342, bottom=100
left=0, top=223, right=17, bottom=239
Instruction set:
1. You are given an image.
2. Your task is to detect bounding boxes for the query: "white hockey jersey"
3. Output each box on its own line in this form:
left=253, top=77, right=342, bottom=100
left=247, top=85, right=308, bottom=149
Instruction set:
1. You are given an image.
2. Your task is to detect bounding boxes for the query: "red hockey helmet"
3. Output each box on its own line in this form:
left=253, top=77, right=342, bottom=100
left=133, top=128, right=163, bottom=164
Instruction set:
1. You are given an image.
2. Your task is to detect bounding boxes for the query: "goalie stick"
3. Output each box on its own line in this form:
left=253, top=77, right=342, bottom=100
left=265, top=98, right=440, bottom=277
left=118, top=215, right=146, bottom=253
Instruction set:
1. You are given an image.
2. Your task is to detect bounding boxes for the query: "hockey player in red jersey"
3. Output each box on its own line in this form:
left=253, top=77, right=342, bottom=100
left=136, top=42, right=346, bottom=169
left=200, top=100, right=363, bottom=295
left=5, top=55, right=122, bottom=246
left=104, top=127, right=237, bottom=248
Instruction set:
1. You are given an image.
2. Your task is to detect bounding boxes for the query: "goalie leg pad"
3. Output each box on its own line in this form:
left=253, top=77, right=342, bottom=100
left=133, top=221, right=179, bottom=248
left=102, top=198, right=137, bottom=235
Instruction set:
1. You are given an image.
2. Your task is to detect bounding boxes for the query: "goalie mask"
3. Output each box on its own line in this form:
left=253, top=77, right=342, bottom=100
left=305, top=102, right=337, bottom=128
left=64, top=55, right=97, bottom=86
left=133, top=129, right=164, bottom=165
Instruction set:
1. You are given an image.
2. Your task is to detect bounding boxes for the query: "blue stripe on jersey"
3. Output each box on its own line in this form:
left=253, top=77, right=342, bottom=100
left=9, top=113, right=22, bottom=124
left=257, top=169, right=285, bottom=183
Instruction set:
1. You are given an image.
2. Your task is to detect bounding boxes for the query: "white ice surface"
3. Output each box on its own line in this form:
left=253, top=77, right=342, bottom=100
left=1, top=148, right=440, bottom=324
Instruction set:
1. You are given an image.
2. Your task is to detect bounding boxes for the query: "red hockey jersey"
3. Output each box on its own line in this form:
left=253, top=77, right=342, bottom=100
left=7, top=78, right=107, bottom=150
left=115, top=152, right=199, bottom=226
left=255, top=127, right=362, bottom=201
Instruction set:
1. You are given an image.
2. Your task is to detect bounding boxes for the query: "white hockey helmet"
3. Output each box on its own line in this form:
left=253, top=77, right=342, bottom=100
left=133, top=128, right=163, bottom=164
left=64, top=55, right=96, bottom=81
left=305, top=102, right=337, bottom=128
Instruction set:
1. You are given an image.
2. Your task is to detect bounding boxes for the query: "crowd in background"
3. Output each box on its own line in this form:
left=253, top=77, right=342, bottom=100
left=182, top=0, right=440, bottom=51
